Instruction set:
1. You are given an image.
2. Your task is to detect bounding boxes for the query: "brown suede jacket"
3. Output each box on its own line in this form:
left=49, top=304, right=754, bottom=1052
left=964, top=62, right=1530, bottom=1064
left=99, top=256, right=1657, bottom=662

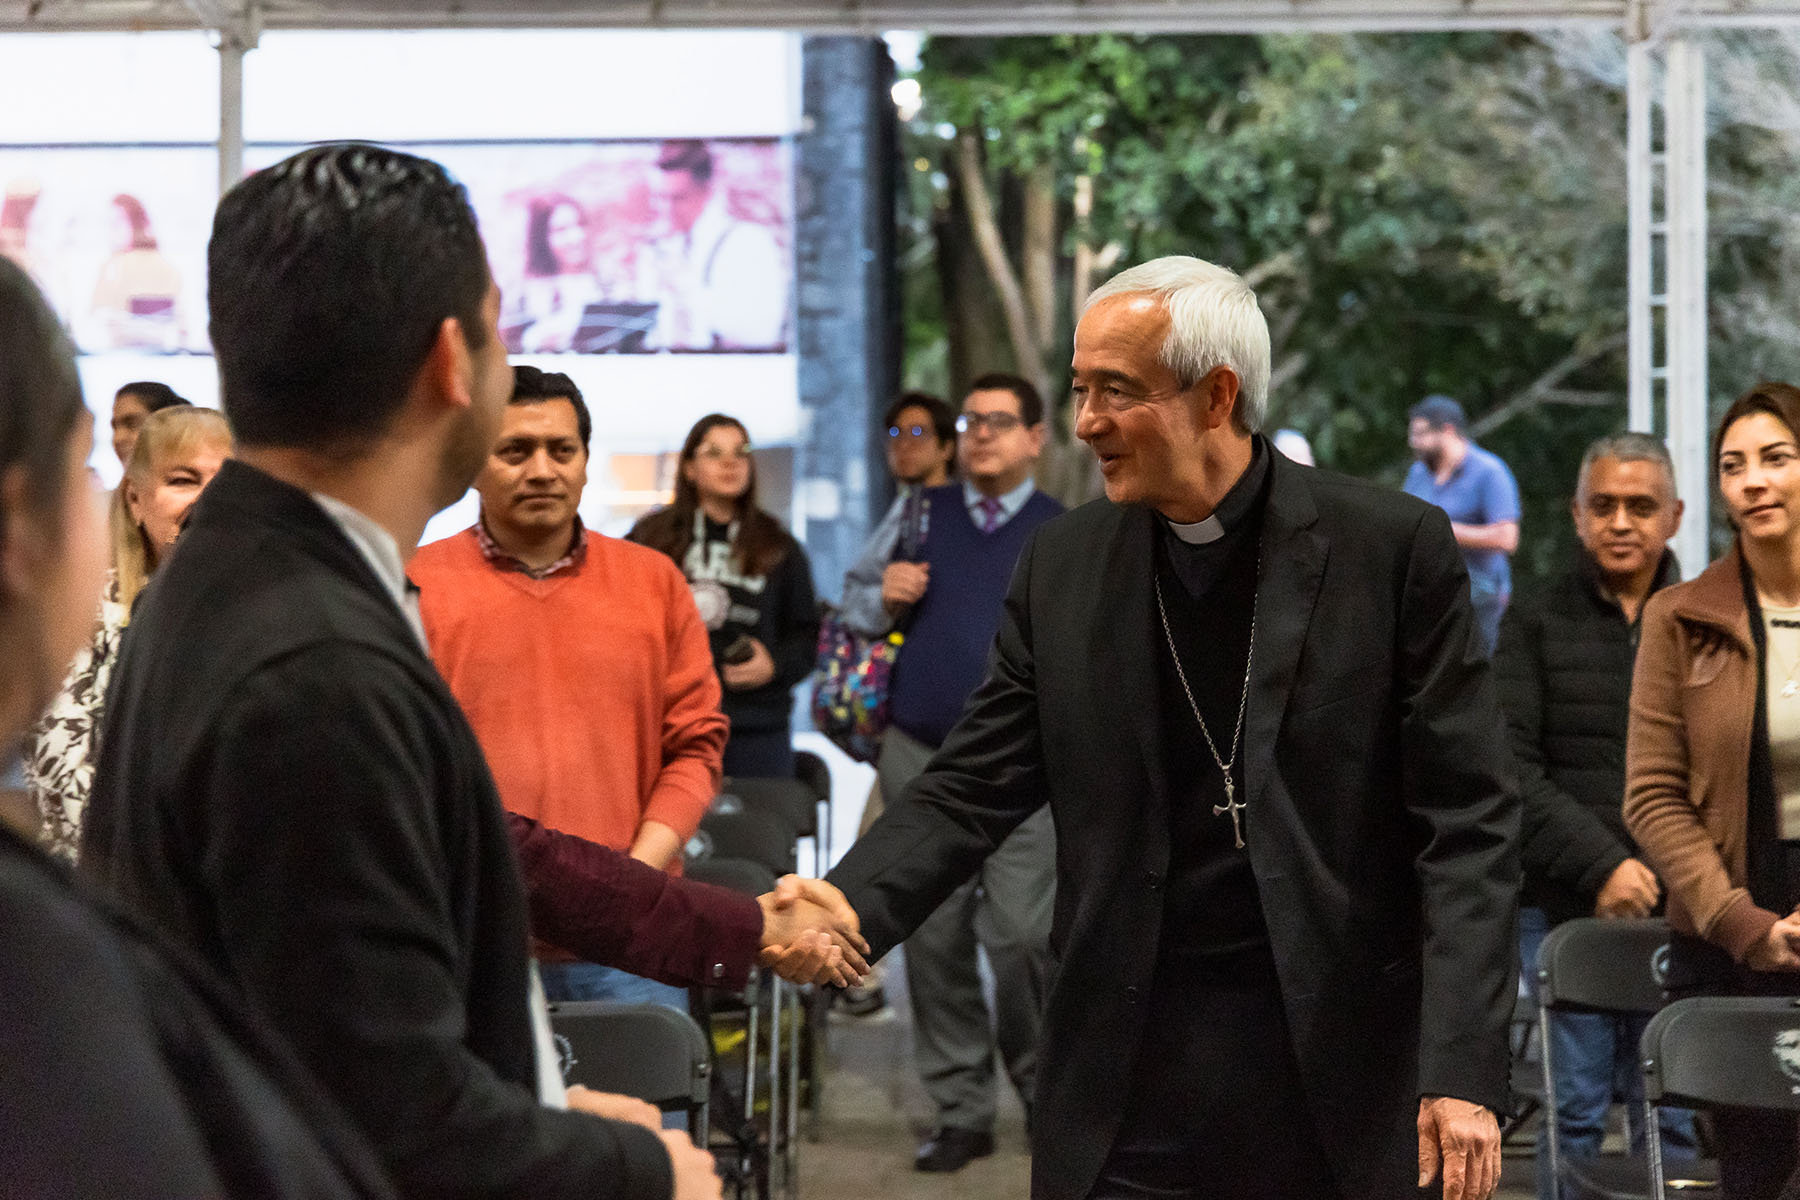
left=1625, top=544, right=1783, bottom=962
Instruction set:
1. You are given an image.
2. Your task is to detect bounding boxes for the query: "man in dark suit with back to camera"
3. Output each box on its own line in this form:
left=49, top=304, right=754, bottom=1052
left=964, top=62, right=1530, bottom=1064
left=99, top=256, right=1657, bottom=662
left=828, top=255, right=1520, bottom=1200
left=82, top=143, right=862, bottom=1200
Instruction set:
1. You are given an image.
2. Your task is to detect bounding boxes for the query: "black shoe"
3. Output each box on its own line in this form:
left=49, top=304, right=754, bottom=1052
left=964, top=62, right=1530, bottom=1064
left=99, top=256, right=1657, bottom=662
left=915, top=1127, right=995, bottom=1173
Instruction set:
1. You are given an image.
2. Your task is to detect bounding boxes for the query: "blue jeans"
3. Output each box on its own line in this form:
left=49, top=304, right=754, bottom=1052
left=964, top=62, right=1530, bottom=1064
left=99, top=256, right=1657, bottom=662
left=539, top=962, right=690, bottom=1131
left=1519, top=907, right=1698, bottom=1200
left=1470, top=587, right=1509, bottom=659
left=538, top=961, right=689, bottom=1011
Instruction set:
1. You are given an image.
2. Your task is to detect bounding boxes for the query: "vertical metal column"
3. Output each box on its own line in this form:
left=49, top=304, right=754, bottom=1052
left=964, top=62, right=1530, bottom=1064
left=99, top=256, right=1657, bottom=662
left=1626, top=0, right=1711, bottom=572
left=1665, top=35, right=1710, bottom=572
left=218, top=29, right=247, bottom=197
left=1626, top=19, right=1656, bottom=435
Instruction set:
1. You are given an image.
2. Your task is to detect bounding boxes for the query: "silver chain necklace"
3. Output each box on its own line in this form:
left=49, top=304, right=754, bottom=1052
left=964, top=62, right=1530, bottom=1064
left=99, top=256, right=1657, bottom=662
left=1153, top=568, right=1258, bottom=849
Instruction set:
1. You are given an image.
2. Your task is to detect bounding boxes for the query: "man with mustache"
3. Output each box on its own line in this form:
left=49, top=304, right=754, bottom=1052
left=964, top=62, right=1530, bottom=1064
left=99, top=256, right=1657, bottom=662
left=1493, top=432, right=1697, bottom=1197
left=410, top=365, right=736, bottom=1012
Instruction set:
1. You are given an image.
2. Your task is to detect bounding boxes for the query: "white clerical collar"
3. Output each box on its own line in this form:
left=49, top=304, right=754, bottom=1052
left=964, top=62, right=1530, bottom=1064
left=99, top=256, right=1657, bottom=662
left=1165, top=514, right=1225, bottom=545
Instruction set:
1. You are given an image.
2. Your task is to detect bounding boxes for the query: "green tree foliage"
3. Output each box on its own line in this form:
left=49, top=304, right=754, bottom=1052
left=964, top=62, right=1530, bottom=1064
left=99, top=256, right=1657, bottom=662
left=902, top=31, right=1654, bottom=587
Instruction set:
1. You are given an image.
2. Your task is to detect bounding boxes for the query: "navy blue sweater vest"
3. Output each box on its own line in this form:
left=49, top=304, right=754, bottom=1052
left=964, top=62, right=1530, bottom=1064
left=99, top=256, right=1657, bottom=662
left=889, top=485, right=1064, bottom=748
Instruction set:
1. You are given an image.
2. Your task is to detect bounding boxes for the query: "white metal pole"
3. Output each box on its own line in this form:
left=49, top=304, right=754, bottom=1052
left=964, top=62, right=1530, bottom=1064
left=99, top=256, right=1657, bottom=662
left=1664, top=34, right=1710, bottom=573
left=217, top=26, right=249, bottom=197
left=1626, top=34, right=1655, bottom=434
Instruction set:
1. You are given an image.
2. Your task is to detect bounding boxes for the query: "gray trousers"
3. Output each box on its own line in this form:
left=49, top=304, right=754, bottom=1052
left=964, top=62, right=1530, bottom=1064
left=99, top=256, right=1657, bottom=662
left=877, top=726, right=1055, bottom=1132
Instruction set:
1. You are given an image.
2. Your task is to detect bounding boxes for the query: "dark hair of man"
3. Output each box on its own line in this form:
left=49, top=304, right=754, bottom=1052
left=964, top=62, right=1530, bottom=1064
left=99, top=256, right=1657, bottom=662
left=1713, top=381, right=1800, bottom=475
left=883, top=391, right=956, bottom=444
left=116, top=380, right=188, bottom=413
left=967, top=373, right=1044, bottom=427
left=655, top=140, right=714, bottom=185
left=0, top=258, right=86, bottom=537
left=207, top=143, right=490, bottom=454
left=630, top=413, right=793, bottom=578
left=1578, top=431, right=1676, bottom=497
left=1408, top=394, right=1467, bottom=433
left=509, top=365, right=591, bottom=452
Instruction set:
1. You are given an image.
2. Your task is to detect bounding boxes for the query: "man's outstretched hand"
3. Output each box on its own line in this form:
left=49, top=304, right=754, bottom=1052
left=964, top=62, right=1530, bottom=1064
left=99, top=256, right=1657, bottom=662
left=756, top=875, right=871, bottom=987
left=1418, top=1096, right=1500, bottom=1200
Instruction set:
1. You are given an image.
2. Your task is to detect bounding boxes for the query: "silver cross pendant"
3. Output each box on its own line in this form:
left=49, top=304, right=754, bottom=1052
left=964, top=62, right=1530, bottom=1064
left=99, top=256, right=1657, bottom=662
left=1212, top=779, right=1247, bottom=850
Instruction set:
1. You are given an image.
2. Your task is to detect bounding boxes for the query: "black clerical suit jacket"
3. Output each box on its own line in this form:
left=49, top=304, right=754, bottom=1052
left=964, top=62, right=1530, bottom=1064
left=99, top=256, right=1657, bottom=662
left=83, top=461, right=672, bottom=1200
left=829, top=453, right=1520, bottom=1200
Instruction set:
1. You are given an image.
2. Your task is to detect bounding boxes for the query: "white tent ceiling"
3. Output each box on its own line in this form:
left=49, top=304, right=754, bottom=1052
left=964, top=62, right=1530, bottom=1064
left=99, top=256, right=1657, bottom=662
left=0, top=0, right=1769, bottom=569
left=5, top=0, right=1800, bottom=34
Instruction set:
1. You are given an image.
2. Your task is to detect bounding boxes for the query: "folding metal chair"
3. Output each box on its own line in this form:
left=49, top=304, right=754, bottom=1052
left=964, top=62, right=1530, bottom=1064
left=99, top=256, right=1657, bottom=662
left=724, top=777, right=820, bottom=876
left=1642, top=996, right=1800, bottom=1199
left=1535, top=918, right=1719, bottom=1199
left=792, top=749, right=834, bottom=871
left=686, top=810, right=800, bottom=1199
left=721, top=773, right=839, bottom=1141
left=548, top=1000, right=712, bottom=1142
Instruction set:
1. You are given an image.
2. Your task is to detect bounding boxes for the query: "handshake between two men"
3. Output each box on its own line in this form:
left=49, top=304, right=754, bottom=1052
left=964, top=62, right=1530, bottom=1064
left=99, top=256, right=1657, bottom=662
left=507, top=811, right=868, bottom=992
left=507, top=817, right=868, bottom=1200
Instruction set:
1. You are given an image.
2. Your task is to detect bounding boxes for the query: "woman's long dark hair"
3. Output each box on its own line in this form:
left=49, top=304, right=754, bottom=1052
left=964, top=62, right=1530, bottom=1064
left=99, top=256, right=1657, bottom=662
left=632, top=413, right=792, bottom=577
left=0, top=257, right=85, bottom=542
left=524, top=195, right=585, bottom=278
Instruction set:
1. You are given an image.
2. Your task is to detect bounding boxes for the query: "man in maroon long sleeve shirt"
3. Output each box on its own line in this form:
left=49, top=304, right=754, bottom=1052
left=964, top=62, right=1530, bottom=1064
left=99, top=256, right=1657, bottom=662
left=508, top=813, right=864, bottom=992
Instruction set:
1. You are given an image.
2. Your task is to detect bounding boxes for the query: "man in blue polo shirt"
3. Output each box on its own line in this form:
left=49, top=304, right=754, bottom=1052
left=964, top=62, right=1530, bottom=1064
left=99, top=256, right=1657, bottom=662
left=1404, top=395, right=1521, bottom=655
left=878, top=372, right=1064, bottom=1174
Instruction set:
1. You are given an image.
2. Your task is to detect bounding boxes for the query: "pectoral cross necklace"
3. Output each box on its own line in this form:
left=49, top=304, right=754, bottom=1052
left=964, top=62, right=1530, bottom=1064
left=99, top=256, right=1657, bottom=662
left=1154, top=571, right=1259, bottom=850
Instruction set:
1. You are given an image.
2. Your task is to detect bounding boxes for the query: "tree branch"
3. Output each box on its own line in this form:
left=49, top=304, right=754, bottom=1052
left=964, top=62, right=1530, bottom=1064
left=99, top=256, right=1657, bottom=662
left=1022, top=162, right=1058, bottom=356
left=1467, top=329, right=1627, bottom=439
left=954, top=129, right=1047, bottom=397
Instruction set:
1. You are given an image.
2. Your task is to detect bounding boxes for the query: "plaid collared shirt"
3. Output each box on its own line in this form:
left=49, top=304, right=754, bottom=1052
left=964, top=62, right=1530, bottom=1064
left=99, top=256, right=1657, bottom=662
left=473, top=517, right=588, bottom=580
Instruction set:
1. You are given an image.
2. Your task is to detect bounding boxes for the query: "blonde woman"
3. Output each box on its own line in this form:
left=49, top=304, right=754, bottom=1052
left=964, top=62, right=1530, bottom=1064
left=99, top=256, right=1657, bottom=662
left=26, top=404, right=230, bottom=858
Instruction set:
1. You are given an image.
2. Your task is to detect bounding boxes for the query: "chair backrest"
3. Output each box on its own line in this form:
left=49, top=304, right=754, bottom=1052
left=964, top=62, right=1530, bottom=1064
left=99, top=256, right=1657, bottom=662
left=1641, top=996, right=1800, bottom=1112
left=695, top=800, right=797, bottom=875
left=1537, top=918, right=1671, bottom=1014
left=793, top=750, right=832, bottom=805
left=722, top=777, right=817, bottom=839
left=549, top=1000, right=712, bottom=1117
left=684, top=855, right=777, bottom=897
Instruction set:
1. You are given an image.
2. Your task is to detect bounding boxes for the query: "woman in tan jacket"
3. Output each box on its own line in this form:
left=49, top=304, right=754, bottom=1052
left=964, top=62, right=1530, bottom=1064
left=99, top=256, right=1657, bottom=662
left=1626, top=381, right=1800, bottom=1198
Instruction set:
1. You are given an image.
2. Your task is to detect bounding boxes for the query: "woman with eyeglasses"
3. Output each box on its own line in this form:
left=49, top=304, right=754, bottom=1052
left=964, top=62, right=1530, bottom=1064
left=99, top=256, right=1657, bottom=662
left=1626, top=381, right=1800, bottom=1198
left=630, top=413, right=819, bottom=779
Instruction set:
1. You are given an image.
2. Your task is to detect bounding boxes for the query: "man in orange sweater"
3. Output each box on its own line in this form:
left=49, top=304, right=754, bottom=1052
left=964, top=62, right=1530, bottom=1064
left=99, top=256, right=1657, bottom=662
left=412, top=366, right=728, bottom=1009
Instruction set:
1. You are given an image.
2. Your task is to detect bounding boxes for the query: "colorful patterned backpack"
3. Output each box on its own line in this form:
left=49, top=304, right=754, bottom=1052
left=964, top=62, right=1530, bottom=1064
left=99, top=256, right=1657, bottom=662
left=809, top=491, right=930, bottom=763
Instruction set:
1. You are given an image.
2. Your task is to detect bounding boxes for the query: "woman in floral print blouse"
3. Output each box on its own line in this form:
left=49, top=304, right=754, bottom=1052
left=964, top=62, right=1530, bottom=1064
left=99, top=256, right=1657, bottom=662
left=26, top=404, right=230, bottom=859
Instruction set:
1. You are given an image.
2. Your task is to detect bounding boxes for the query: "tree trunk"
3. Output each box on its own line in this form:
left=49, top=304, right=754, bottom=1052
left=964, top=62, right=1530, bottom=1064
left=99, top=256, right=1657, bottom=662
left=954, top=129, right=1048, bottom=402
left=934, top=148, right=1012, bottom=395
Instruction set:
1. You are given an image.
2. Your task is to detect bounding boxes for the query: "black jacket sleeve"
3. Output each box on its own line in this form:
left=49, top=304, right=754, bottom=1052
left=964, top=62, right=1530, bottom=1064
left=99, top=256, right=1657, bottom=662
left=828, top=531, right=1049, bottom=958
left=1492, top=601, right=1631, bottom=907
left=200, top=647, right=672, bottom=1200
left=1397, top=506, right=1521, bottom=1114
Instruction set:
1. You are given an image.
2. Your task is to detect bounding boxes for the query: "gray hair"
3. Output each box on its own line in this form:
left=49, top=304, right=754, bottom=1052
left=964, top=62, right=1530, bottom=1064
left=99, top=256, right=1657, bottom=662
left=1081, top=256, right=1273, bottom=432
left=1578, top=432, right=1677, bottom=497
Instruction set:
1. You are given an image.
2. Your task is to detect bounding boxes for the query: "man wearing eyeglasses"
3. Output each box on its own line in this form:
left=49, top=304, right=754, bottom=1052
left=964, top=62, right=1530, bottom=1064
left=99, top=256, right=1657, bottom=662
left=1492, top=433, right=1695, bottom=1197
left=878, top=373, right=1064, bottom=1173
left=838, top=393, right=957, bottom=641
